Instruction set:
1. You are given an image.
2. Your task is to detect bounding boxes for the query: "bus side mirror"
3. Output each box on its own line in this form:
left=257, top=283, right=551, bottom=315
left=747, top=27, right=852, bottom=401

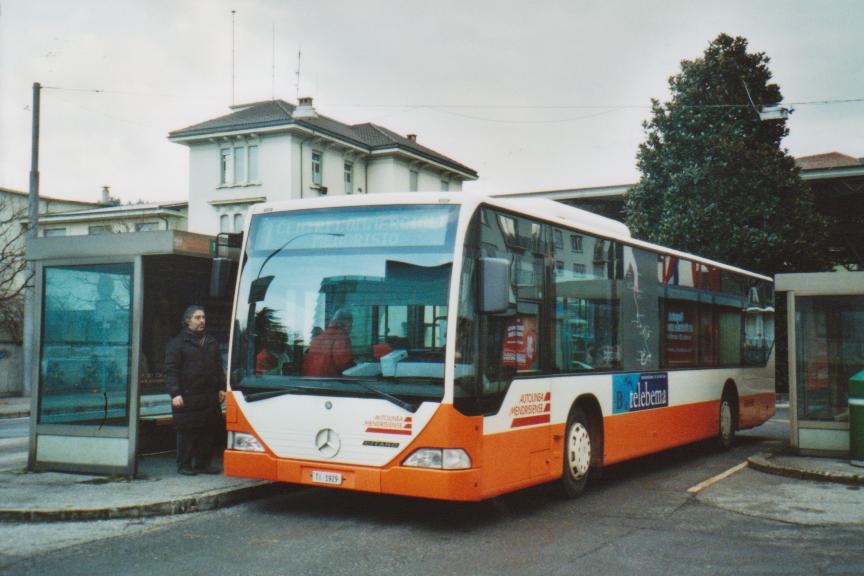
left=210, top=257, right=231, bottom=298
left=479, top=257, right=510, bottom=314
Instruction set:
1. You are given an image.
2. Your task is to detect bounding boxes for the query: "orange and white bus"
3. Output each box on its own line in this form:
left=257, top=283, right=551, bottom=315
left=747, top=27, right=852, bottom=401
left=222, top=192, right=774, bottom=500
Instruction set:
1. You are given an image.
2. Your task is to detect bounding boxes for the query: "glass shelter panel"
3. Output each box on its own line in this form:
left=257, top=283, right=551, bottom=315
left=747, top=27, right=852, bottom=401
left=39, top=263, right=133, bottom=426
left=795, top=295, right=864, bottom=422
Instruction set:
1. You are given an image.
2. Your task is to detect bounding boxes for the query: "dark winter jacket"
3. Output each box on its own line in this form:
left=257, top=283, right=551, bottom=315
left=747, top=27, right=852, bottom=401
left=164, top=329, right=226, bottom=428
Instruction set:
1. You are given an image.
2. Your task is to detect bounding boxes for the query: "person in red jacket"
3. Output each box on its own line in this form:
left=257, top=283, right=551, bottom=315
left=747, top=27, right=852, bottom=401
left=303, top=309, right=354, bottom=377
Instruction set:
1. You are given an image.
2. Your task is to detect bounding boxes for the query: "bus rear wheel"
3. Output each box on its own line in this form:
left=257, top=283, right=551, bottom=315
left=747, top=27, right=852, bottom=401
left=718, top=393, right=737, bottom=450
left=560, top=406, right=592, bottom=498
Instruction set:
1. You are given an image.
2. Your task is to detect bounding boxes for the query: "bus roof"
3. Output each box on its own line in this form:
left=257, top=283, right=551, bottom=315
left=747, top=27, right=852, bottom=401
left=250, top=192, right=772, bottom=283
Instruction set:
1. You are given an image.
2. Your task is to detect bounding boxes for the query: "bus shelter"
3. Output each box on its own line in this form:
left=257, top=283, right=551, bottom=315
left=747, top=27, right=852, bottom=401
left=776, top=272, right=864, bottom=456
left=26, top=231, right=234, bottom=476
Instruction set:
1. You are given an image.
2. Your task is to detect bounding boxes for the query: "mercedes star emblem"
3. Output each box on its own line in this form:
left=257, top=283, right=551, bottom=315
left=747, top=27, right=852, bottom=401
left=315, top=428, right=341, bottom=458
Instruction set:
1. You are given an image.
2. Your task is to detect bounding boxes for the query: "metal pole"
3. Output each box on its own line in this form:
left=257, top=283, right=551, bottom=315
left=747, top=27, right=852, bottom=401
left=23, top=82, right=40, bottom=398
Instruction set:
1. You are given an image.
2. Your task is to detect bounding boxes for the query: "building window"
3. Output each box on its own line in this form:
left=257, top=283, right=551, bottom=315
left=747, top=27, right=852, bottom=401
left=441, top=180, right=449, bottom=192
left=312, top=151, right=323, bottom=186
left=556, top=260, right=565, bottom=272
left=220, top=149, right=234, bottom=185
left=553, top=229, right=564, bottom=250
left=88, top=225, right=112, bottom=235
left=572, top=263, right=586, bottom=275
left=410, top=170, right=419, bottom=192
left=233, top=213, right=244, bottom=232
left=344, top=162, right=353, bottom=194
left=221, top=144, right=259, bottom=186
left=220, top=215, right=229, bottom=233
left=135, top=222, right=159, bottom=232
left=248, top=145, right=259, bottom=181
left=44, top=228, right=66, bottom=237
left=234, top=146, right=246, bottom=183
left=571, top=235, right=583, bottom=253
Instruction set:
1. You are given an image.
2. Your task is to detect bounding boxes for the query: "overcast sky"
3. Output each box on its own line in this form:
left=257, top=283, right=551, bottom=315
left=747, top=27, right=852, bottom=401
left=1, top=0, right=862, bottom=204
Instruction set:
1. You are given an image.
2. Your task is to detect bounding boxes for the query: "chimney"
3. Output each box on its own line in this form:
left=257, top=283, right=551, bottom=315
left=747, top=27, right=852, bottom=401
left=407, top=134, right=417, bottom=142
left=101, top=186, right=111, bottom=204
left=294, top=96, right=318, bottom=119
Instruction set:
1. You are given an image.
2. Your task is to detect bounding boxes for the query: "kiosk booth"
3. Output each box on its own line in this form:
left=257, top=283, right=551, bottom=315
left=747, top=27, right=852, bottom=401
left=776, top=272, right=864, bottom=456
left=26, top=231, right=235, bottom=476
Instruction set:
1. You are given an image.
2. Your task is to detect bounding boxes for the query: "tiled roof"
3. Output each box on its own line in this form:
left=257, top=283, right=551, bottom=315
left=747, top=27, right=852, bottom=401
left=169, top=100, right=477, bottom=178
left=796, top=152, right=864, bottom=171
left=168, top=100, right=296, bottom=136
left=350, top=123, right=474, bottom=175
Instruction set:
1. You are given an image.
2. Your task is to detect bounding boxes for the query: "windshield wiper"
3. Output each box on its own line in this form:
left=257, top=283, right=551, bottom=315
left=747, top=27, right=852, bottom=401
left=347, top=379, right=416, bottom=412
left=240, top=380, right=416, bottom=411
left=242, top=385, right=324, bottom=402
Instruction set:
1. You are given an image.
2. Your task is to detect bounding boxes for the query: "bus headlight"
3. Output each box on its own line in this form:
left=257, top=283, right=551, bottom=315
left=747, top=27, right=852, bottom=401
left=228, top=432, right=265, bottom=452
left=403, top=448, right=471, bottom=470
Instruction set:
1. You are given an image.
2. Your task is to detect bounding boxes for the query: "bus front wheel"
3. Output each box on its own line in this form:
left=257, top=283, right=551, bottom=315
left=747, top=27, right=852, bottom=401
left=560, top=406, right=592, bottom=498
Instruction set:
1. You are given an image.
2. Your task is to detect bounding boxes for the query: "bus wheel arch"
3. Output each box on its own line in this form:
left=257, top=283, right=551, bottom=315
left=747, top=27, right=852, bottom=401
left=719, top=380, right=739, bottom=450
left=559, top=395, right=603, bottom=498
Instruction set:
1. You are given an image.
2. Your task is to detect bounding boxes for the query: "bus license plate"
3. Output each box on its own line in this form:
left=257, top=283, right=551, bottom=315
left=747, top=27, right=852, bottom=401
left=312, top=471, right=342, bottom=485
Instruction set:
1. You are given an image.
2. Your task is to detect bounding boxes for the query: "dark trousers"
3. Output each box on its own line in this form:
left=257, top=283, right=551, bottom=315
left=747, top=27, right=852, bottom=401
left=176, top=425, right=214, bottom=471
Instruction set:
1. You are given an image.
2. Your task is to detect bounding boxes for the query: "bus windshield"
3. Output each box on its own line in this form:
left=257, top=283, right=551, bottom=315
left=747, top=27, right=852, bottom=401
left=231, top=204, right=460, bottom=410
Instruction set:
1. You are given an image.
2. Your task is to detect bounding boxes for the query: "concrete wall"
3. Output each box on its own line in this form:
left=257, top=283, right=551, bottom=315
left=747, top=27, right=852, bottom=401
left=366, top=157, right=460, bottom=194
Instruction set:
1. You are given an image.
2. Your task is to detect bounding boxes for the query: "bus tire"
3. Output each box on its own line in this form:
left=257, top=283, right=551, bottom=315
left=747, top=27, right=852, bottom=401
left=560, top=406, right=593, bottom=498
left=718, top=391, right=737, bottom=450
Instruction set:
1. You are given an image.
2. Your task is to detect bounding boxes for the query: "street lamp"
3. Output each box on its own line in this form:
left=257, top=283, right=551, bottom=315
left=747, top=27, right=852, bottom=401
left=758, top=105, right=792, bottom=122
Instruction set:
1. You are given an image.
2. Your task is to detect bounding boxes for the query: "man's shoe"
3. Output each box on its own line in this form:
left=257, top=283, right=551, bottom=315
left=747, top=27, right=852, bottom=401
left=178, top=467, right=198, bottom=476
left=195, top=466, right=221, bottom=475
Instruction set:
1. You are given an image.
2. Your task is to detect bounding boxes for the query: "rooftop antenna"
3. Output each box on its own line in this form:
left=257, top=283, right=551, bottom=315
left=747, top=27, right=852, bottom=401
left=271, top=24, right=276, bottom=100
left=295, top=45, right=302, bottom=101
left=231, top=9, right=236, bottom=105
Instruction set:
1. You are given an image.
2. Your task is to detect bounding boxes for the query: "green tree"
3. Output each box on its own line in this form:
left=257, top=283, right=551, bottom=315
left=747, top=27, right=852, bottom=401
left=625, top=34, right=832, bottom=275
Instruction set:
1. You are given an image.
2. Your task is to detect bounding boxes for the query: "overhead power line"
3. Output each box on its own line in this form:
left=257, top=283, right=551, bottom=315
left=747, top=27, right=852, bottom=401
left=38, top=85, right=864, bottom=109
left=33, top=86, right=864, bottom=125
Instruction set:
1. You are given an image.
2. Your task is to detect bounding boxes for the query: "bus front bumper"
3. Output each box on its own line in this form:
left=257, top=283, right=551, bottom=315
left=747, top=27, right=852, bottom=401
left=224, top=449, right=484, bottom=501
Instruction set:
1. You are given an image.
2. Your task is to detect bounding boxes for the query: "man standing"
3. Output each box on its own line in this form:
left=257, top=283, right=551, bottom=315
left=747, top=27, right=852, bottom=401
left=165, top=305, right=227, bottom=475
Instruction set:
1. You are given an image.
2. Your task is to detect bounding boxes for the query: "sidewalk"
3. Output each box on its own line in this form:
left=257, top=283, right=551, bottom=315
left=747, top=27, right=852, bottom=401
left=0, top=453, right=276, bottom=522
left=748, top=450, right=864, bottom=485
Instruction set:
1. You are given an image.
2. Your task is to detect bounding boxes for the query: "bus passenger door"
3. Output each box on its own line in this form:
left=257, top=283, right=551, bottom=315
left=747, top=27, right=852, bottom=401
left=483, top=299, right=552, bottom=488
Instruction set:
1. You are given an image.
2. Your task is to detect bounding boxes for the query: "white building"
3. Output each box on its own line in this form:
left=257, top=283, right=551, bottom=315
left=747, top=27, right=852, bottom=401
left=36, top=201, right=187, bottom=237
left=168, top=98, right=478, bottom=235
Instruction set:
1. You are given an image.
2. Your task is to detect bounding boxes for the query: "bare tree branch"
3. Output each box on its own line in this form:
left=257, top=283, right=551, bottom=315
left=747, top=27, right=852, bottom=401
left=0, top=196, right=29, bottom=341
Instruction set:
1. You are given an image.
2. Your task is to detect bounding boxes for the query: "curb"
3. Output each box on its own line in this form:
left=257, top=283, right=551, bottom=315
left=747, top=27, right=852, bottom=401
left=747, top=452, right=864, bottom=486
left=0, top=481, right=278, bottom=523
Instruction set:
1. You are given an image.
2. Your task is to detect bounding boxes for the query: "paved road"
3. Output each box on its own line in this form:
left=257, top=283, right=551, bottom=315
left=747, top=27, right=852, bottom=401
left=4, top=414, right=862, bottom=576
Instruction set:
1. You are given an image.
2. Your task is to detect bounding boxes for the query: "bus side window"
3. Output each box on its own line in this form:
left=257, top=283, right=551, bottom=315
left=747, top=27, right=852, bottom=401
left=553, top=231, right=618, bottom=372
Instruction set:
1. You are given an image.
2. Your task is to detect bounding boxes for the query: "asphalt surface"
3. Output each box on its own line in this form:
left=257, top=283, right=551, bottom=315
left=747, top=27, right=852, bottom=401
left=3, top=415, right=862, bottom=576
